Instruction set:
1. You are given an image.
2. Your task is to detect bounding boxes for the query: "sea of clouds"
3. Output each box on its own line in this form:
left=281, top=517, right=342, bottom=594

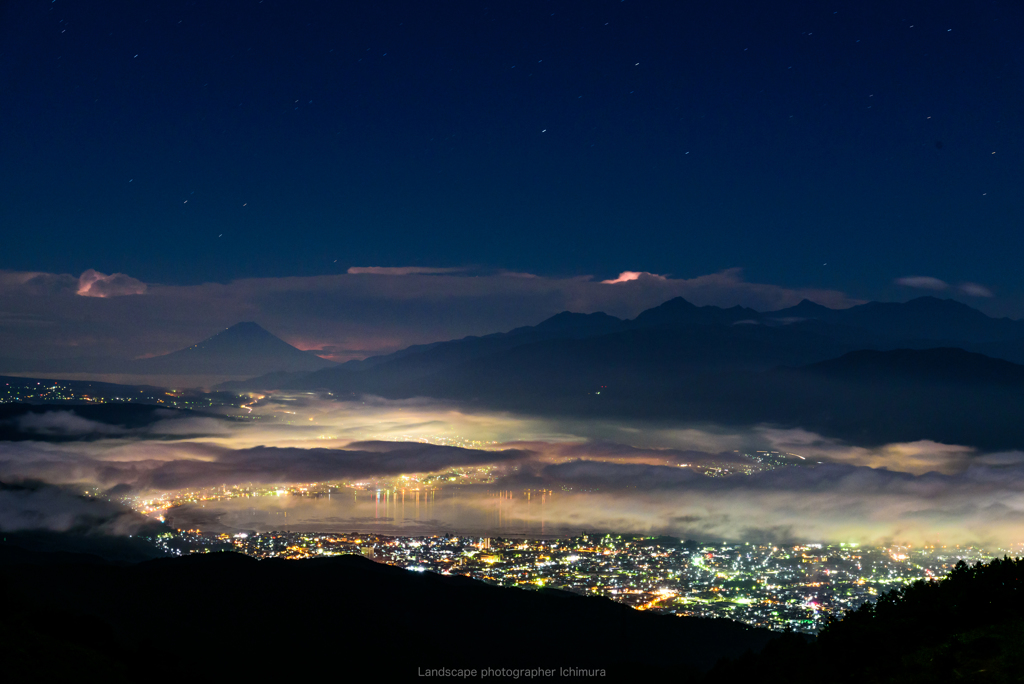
left=2, top=394, right=1023, bottom=547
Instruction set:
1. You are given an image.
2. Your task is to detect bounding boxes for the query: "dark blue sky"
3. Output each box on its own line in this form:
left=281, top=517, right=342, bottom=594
left=2, top=0, right=1022, bottom=301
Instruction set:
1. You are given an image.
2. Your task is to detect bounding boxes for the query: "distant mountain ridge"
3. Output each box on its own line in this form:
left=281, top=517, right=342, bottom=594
left=131, top=322, right=335, bottom=375
left=234, top=295, right=1024, bottom=394
left=768, top=296, right=1024, bottom=343
left=219, top=295, right=1024, bottom=449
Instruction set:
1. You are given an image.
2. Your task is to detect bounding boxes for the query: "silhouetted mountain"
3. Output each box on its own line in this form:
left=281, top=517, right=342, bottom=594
left=706, top=556, right=1024, bottom=683
left=767, top=296, right=1024, bottom=343
left=764, top=298, right=836, bottom=321
left=234, top=302, right=840, bottom=393
left=221, top=297, right=1024, bottom=448
left=132, top=322, right=335, bottom=375
left=532, top=310, right=627, bottom=334
left=226, top=309, right=630, bottom=391
left=0, top=548, right=779, bottom=681
left=631, top=297, right=761, bottom=328
left=415, top=323, right=858, bottom=400
left=0, top=324, right=337, bottom=378
left=275, top=296, right=1011, bottom=391
left=275, top=295, right=1024, bottom=395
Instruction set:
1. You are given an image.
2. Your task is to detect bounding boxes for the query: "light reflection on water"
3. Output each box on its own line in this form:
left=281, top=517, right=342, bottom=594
left=167, top=488, right=577, bottom=538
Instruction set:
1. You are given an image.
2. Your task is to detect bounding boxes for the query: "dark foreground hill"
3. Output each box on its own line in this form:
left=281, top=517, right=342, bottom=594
left=0, top=547, right=777, bottom=681
left=707, top=556, right=1024, bottom=684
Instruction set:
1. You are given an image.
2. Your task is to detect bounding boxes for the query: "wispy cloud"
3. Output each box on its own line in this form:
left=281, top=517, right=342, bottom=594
left=346, top=266, right=469, bottom=276
left=960, top=282, right=994, bottom=297
left=895, top=276, right=948, bottom=290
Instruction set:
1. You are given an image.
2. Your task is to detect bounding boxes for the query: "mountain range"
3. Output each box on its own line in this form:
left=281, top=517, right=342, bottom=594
left=221, top=296, right=1024, bottom=449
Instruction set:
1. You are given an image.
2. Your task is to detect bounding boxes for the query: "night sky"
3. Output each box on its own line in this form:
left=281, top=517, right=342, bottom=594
left=2, top=0, right=1023, bottom=302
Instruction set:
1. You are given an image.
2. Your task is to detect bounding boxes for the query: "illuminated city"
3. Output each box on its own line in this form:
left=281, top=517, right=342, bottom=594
left=165, top=524, right=996, bottom=634
left=127, top=471, right=1004, bottom=635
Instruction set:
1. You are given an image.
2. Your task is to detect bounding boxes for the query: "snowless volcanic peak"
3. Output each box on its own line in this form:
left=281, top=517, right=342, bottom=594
left=135, top=322, right=335, bottom=376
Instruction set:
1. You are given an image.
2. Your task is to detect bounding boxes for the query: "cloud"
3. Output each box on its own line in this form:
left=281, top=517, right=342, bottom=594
left=752, top=427, right=977, bottom=475
left=21, top=273, right=80, bottom=295
left=508, top=440, right=749, bottom=468
left=895, top=277, right=994, bottom=299
left=0, top=481, right=146, bottom=534
left=605, top=267, right=859, bottom=312
left=0, top=438, right=531, bottom=492
left=601, top=271, right=667, bottom=284
left=76, top=269, right=147, bottom=297
left=134, top=442, right=530, bottom=490
left=157, top=445, right=1024, bottom=546
left=346, top=266, right=469, bottom=276
left=14, top=412, right=127, bottom=437
left=1, top=397, right=1023, bottom=545
left=474, top=456, right=1024, bottom=545
left=960, top=282, right=994, bottom=297
left=895, top=276, right=949, bottom=290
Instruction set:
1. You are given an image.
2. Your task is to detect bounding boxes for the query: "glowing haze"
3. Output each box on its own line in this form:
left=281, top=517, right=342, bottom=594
left=3, top=393, right=1024, bottom=547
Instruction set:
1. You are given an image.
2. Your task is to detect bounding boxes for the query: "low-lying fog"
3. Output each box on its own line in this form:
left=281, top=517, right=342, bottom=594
left=3, top=392, right=1024, bottom=547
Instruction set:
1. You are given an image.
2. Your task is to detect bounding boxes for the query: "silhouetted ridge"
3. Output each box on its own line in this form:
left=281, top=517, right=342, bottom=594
left=768, top=296, right=1024, bottom=342
left=133, top=322, right=335, bottom=375
left=534, top=310, right=625, bottom=334
left=767, top=298, right=836, bottom=319
left=630, top=297, right=760, bottom=328
left=181, top=322, right=300, bottom=353
left=0, top=549, right=779, bottom=680
left=219, top=321, right=273, bottom=336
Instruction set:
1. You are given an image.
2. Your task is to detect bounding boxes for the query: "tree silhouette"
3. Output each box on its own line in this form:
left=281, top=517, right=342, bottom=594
left=707, top=556, right=1024, bottom=683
